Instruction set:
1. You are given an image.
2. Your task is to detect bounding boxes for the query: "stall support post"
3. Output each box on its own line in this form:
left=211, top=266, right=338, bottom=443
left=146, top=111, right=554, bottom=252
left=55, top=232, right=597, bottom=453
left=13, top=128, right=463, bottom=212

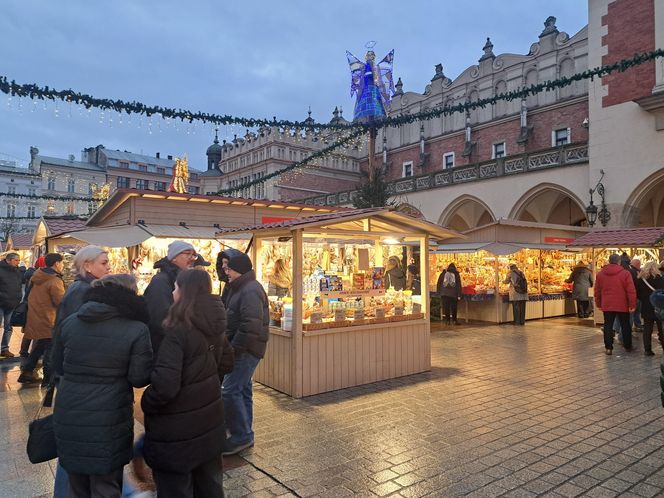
left=420, top=235, right=429, bottom=317
left=494, top=256, right=500, bottom=323
left=291, top=229, right=304, bottom=398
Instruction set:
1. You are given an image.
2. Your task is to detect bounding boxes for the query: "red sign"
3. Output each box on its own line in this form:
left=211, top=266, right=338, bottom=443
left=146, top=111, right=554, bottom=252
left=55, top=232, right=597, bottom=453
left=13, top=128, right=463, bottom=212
left=544, top=237, right=575, bottom=244
left=261, top=216, right=293, bottom=224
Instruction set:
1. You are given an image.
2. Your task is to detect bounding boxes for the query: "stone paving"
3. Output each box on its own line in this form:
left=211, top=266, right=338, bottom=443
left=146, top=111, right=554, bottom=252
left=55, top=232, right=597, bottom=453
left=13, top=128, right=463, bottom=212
left=1, top=318, right=664, bottom=497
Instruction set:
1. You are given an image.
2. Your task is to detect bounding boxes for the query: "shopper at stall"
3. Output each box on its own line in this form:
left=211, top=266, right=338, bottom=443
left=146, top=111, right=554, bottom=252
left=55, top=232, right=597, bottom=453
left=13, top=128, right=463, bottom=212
left=629, top=258, right=644, bottom=332
left=504, top=264, right=528, bottom=325
left=565, top=261, right=593, bottom=318
left=52, top=274, right=153, bottom=498
left=267, top=258, right=292, bottom=298
left=407, top=264, right=421, bottom=296
left=385, top=255, right=406, bottom=291
left=595, top=253, right=637, bottom=355
left=142, top=269, right=229, bottom=497
left=437, top=263, right=462, bottom=324
left=216, top=247, right=243, bottom=306
left=0, top=252, right=23, bottom=358
left=635, top=261, right=664, bottom=356
left=18, top=256, right=46, bottom=358
left=18, top=253, right=65, bottom=385
left=144, top=240, right=196, bottom=352
left=222, top=252, right=269, bottom=456
left=56, top=246, right=110, bottom=326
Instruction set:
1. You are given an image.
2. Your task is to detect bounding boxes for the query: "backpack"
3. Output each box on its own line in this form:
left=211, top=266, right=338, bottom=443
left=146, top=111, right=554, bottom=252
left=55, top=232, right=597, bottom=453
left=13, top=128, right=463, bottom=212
left=513, top=271, right=528, bottom=294
left=650, top=292, right=664, bottom=321
left=442, top=271, right=456, bottom=288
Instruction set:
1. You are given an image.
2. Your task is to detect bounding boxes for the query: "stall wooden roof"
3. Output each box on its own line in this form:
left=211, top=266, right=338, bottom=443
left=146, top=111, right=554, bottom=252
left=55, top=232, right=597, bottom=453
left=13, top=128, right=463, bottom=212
left=32, top=216, right=89, bottom=245
left=87, top=189, right=347, bottom=227
left=216, top=207, right=463, bottom=241
left=7, top=233, right=34, bottom=250
left=568, top=227, right=664, bottom=248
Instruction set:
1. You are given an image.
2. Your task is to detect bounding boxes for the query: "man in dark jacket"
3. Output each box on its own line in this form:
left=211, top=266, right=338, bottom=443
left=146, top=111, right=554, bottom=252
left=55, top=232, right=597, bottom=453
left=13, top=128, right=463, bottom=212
left=143, top=240, right=196, bottom=352
left=216, top=247, right=243, bottom=305
left=0, top=252, right=23, bottom=357
left=221, top=253, right=269, bottom=455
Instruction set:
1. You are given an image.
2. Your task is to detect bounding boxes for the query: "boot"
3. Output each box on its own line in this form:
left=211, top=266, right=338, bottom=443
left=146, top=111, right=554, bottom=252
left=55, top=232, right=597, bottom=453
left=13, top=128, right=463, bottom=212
left=17, top=370, right=42, bottom=384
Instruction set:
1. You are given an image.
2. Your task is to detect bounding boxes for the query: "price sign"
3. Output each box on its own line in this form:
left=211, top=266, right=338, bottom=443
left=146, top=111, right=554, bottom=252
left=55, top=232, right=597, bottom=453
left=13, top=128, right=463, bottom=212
left=334, top=309, right=346, bottom=322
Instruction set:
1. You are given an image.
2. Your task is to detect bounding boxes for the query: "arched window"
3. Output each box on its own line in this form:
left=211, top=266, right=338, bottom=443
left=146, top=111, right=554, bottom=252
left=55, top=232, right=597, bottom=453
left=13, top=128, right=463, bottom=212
left=559, top=59, right=575, bottom=99
left=525, top=69, right=538, bottom=108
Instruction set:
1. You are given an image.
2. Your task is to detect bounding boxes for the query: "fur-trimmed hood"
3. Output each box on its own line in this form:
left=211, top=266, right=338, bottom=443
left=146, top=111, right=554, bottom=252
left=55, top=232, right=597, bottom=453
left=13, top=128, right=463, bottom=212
left=77, top=284, right=150, bottom=324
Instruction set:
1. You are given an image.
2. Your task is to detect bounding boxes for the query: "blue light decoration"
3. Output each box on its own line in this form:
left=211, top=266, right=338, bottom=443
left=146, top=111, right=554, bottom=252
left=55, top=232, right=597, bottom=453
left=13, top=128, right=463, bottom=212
left=346, top=42, right=395, bottom=124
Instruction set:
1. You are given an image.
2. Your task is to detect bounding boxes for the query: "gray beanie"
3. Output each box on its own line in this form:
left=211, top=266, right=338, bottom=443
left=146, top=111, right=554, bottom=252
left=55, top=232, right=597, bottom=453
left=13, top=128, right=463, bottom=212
left=167, top=240, right=195, bottom=260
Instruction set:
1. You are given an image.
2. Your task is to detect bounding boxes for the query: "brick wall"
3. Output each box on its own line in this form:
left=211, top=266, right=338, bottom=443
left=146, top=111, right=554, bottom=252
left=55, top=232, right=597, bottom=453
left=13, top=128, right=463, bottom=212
left=366, top=101, right=589, bottom=181
left=602, top=0, right=656, bottom=107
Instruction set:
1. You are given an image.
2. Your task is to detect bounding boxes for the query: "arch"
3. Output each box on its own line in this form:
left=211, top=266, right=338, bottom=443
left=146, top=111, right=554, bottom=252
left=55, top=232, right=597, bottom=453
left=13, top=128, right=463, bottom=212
left=525, top=68, right=538, bottom=108
left=622, top=167, right=664, bottom=227
left=558, top=58, right=575, bottom=99
left=438, top=195, right=496, bottom=232
left=509, top=183, right=587, bottom=226
left=494, top=80, right=508, bottom=117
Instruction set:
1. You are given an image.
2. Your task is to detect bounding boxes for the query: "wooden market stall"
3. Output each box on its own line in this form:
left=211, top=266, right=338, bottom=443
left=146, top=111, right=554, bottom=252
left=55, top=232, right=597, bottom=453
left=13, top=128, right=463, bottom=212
left=217, top=207, right=462, bottom=398
left=32, top=215, right=88, bottom=254
left=57, top=188, right=347, bottom=293
left=568, top=227, right=664, bottom=324
left=431, top=219, right=591, bottom=323
left=5, top=233, right=36, bottom=265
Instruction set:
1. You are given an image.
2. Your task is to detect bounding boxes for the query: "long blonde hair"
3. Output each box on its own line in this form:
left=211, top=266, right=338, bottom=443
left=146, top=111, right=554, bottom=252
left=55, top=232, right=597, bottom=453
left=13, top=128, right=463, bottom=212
left=268, top=258, right=292, bottom=289
left=638, top=261, right=661, bottom=281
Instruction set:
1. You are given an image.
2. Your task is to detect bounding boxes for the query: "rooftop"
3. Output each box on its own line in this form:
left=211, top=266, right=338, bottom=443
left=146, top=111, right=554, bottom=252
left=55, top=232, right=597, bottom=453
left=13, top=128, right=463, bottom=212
left=37, top=155, right=105, bottom=172
left=569, top=227, right=664, bottom=247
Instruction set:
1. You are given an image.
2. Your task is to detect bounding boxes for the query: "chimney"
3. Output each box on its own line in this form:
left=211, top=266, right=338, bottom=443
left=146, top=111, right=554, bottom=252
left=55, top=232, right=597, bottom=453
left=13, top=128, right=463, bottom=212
left=167, top=155, right=173, bottom=160
left=156, top=152, right=160, bottom=159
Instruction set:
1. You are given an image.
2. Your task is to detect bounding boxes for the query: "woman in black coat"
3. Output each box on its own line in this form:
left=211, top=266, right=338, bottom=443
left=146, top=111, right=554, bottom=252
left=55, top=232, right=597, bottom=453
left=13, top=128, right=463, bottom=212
left=51, top=274, right=153, bottom=497
left=141, top=269, right=232, bottom=498
left=437, top=263, right=462, bottom=324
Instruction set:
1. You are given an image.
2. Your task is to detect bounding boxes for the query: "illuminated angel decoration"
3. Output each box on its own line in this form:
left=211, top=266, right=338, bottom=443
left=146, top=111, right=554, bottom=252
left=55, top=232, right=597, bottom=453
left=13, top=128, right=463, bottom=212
left=168, top=155, right=189, bottom=194
left=346, top=42, right=395, bottom=123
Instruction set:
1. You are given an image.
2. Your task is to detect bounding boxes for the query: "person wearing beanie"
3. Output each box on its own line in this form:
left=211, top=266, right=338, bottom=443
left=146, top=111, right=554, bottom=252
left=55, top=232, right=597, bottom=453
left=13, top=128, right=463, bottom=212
left=216, top=247, right=243, bottom=306
left=221, top=252, right=269, bottom=456
left=143, top=240, right=196, bottom=352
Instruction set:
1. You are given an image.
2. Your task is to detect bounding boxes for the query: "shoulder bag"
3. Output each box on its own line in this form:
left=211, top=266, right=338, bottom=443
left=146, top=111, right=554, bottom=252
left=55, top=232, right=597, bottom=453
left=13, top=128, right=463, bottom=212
left=26, top=384, right=57, bottom=464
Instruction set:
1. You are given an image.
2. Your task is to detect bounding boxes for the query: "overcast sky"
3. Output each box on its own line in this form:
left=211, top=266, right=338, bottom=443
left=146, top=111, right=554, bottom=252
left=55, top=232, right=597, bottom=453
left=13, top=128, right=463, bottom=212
left=0, top=1, right=587, bottom=171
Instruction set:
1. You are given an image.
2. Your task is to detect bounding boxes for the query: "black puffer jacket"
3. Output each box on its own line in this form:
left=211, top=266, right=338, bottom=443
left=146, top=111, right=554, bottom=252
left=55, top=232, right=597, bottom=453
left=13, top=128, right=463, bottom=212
left=0, top=260, right=22, bottom=309
left=52, top=284, right=153, bottom=475
left=143, top=257, right=180, bottom=352
left=217, top=247, right=243, bottom=305
left=55, top=274, right=95, bottom=326
left=226, top=270, right=269, bottom=359
left=141, top=294, right=231, bottom=473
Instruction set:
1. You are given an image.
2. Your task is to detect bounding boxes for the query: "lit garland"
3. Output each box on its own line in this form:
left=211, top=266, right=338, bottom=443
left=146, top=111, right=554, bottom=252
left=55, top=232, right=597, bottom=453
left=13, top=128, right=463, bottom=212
left=0, top=192, right=94, bottom=202
left=0, top=77, right=363, bottom=132
left=2, top=49, right=663, bottom=196
left=381, top=49, right=664, bottom=127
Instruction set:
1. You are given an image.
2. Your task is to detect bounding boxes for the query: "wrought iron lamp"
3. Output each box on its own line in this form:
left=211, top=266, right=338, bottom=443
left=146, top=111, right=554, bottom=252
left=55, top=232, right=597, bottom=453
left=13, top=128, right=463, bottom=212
left=586, top=169, right=611, bottom=227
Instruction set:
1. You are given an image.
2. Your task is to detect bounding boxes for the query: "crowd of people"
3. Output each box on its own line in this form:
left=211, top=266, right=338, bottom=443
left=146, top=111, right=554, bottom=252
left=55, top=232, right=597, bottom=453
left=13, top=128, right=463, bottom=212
left=0, top=241, right=270, bottom=498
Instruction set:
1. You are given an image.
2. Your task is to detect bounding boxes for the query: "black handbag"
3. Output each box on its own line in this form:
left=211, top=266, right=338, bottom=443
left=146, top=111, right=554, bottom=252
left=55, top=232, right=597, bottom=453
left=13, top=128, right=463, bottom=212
left=11, top=282, right=32, bottom=327
left=26, top=385, right=57, bottom=464
left=10, top=301, right=28, bottom=327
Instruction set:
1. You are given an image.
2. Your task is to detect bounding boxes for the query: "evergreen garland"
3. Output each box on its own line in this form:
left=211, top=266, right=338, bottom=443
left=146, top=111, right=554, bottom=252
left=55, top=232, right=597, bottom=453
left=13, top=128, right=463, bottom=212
left=0, top=192, right=94, bottom=202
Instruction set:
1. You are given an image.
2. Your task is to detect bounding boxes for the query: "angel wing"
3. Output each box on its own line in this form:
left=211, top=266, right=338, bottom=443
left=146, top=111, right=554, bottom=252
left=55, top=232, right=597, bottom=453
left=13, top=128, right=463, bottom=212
left=377, top=50, right=395, bottom=106
left=346, top=51, right=363, bottom=98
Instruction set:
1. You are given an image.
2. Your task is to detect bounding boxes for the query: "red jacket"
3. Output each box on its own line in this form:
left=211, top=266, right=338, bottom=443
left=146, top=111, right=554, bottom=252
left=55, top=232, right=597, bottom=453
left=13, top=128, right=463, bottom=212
left=595, top=263, right=636, bottom=312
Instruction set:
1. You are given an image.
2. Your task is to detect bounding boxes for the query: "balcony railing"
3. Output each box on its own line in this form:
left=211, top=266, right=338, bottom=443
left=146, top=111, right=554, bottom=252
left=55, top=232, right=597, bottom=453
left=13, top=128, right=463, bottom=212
left=302, top=142, right=588, bottom=206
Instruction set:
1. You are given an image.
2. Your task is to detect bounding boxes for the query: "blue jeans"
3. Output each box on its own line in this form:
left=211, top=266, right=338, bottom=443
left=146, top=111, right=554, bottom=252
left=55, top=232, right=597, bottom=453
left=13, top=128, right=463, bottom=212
left=54, top=461, right=137, bottom=498
left=0, top=307, right=13, bottom=352
left=632, top=300, right=642, bottom=329
left=222, top=352, right=260, bottom=446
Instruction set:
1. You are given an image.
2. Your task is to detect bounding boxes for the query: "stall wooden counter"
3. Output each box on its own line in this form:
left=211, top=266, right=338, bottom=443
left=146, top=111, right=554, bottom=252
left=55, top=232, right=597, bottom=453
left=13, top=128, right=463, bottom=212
left=218, top=207, right=461, bottom=398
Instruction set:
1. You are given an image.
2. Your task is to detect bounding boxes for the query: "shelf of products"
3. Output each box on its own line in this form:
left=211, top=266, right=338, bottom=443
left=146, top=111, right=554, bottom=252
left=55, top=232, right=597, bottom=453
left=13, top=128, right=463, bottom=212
left=260, top=238, right=423, bottom=332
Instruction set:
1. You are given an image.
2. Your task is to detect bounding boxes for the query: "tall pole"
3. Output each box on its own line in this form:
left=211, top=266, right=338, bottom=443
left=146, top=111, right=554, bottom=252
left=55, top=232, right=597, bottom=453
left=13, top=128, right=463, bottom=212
left=368, top=126, right=377, bottom=184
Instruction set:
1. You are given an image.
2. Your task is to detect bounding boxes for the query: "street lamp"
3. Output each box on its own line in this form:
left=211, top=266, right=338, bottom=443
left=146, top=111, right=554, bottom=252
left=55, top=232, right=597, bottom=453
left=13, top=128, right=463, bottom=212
left=586, top=169, right=611, bottom=227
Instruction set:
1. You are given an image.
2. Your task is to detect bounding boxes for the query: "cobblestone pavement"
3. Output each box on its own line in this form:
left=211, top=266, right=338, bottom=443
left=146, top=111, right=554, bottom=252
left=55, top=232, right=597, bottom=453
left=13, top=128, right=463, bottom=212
left=2, top=318, right=663, bottom=497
